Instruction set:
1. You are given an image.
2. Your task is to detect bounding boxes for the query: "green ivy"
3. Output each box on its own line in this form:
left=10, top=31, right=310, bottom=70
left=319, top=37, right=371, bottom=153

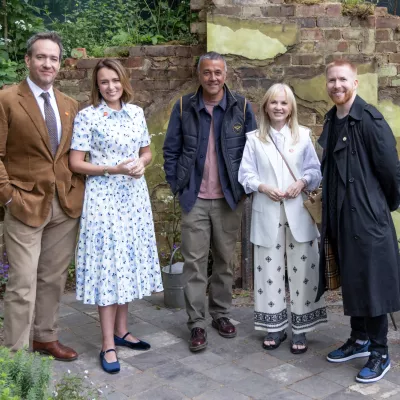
left=48, top=0, right=196, bottom=57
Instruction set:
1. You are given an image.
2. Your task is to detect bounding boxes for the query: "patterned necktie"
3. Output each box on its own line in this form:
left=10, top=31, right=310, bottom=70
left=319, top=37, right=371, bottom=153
left=40, top=92, right=58, bottom=156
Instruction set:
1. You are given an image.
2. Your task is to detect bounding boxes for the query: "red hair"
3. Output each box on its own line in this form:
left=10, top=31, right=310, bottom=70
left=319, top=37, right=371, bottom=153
left=326, top=59, right=357, bottom=75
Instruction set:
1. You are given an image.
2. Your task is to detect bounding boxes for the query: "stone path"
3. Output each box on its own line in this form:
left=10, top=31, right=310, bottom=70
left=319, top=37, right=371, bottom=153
left=52, top=292, right=400, bottom=400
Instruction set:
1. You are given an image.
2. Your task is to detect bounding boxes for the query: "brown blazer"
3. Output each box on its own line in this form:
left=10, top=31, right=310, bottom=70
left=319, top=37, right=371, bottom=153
left=0, top=80, right=84, bottom=227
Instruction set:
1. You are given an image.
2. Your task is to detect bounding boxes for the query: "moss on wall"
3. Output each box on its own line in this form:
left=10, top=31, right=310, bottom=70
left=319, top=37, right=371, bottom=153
left=207, top=15, right=298, bottom=60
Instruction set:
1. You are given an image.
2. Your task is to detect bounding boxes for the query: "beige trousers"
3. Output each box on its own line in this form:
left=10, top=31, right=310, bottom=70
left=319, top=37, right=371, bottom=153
left=181, top=198, right=244, bottom=330
left=3, top=195, right=79, bottom=350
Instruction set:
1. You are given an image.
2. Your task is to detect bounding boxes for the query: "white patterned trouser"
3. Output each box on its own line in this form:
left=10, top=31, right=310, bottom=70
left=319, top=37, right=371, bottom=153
left=254, top=204, right=327, bottom=334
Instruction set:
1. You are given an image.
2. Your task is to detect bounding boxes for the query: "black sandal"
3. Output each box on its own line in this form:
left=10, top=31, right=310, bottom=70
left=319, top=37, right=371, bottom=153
left=262, top=330, right=287, bottom=350
left=290, top=333, right=308, bottom=355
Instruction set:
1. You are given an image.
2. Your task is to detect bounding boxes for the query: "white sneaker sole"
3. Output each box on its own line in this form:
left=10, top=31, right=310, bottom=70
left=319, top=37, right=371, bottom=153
left=356, top=363, right=391, bottom=383
left=327, top=351, right=371, bottom=363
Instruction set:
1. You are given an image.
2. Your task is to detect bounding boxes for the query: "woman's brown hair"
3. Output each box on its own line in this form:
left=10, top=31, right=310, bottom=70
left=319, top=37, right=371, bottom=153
left=90, top=59, right=134, bottom=107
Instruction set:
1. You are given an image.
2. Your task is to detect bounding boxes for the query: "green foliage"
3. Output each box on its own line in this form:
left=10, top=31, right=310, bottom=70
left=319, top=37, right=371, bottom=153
left=0, top=0, right=44, bottom=86
left=52, top=374, right=97, bottom=400
left=0, top=347, right=52, bottom=400
left=48, top=0, right=195, bottom=57
left=341, top=0, right=376, bottom=18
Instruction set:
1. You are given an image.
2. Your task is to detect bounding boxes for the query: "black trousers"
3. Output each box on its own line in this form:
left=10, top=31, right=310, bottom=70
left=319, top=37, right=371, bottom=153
left=350, top=315, right=388, bottom=354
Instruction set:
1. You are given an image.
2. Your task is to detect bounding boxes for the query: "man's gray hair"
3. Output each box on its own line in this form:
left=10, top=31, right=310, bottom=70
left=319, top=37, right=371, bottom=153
left=197, top=52, right=227, bottom=73
left=26, top=31, right=63, bottom=61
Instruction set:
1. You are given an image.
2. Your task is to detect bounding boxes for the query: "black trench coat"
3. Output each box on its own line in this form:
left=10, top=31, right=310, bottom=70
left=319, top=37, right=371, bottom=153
left=316, top=95, right=400, bottom=317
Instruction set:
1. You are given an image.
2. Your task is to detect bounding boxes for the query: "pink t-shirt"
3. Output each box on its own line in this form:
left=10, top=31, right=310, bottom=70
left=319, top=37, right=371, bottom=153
left=199, top=101, right=224, bottom=199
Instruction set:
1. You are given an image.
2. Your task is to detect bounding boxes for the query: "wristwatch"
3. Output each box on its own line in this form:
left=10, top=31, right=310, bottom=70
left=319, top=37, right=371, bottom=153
left=103, top=166, right=110, bottom=177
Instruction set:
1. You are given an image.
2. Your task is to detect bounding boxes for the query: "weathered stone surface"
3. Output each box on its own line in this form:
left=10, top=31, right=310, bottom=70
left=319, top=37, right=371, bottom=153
left=207, top=15, right=298, bottom=59
left=376, top=41, right=398, bottom=53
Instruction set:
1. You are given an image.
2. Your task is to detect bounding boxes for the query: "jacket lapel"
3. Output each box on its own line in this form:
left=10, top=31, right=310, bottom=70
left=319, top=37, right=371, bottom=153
left=54, top=89, right=70, bottom=161
left=18, top=80, right=53, bottom=155
left=260, top=139, right=280, bottom=184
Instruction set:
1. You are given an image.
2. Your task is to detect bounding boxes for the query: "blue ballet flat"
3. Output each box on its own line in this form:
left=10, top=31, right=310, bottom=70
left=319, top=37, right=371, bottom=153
left=99, top=349, right=120, bottom=374
left=114, top=332, right=151, bottom=351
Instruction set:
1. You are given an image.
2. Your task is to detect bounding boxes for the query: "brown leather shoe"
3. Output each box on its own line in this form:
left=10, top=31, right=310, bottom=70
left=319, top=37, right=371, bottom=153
left=189, top=328, right=207, bottom=352
left=32, top=340, right=78, bottom=361
left=212, top=317, right=237, bottom=338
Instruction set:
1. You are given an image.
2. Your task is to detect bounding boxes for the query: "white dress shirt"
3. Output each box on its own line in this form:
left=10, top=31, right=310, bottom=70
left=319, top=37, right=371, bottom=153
left=27, top=77, right=62, bottom=142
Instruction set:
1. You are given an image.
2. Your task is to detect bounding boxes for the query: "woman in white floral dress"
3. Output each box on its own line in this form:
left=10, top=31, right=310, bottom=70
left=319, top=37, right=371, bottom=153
left=69, top=59, right=163, bottom=374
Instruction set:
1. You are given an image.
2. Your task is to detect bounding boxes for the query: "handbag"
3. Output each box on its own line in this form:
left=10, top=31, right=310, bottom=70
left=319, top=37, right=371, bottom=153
left=269, top=135, right=322, bottom=224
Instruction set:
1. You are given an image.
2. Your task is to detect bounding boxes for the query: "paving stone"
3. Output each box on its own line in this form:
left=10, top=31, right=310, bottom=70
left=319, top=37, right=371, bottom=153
left=324, top=388, right=371, bottom=400
left=305, top=331, right=342, bottom=352
left=179, top=351, right=226, bottom=371
left=318, top=364, right=361, bottom=387
left=235, top=351, right=285, bottom=375
left=386, top=366, right=400, bottom=385
left=348, top=380, right=400, bottom=399
left=140, top=330, right=183, bottom=349
left=168, top=371, right=220, bottom=397
left=150, top=361, right=197, bottom=381
left=66, top=300, right=98, bottom=312
left=126, top=321, right=163, bottom=338
left=288, top=375, right=344, bottom=399
left=114, top=370, right=165, bottom=396
left=58, top=312, right=97, bottom=327
left=230, top=372, right=284, bottom=399
left=69, top=321, right=101, bottom=337
left=263, top=363, right=313, bottom=385
left=265, top=388, right=313, bottom=400
left=157, top=340, right=194, bottom=360
left=131, top=305, right=174, bottom=321
left=202, top=362, right=258, bottom=385
left=166, top=323, right=189, bottom=340
left=124, top=351, right=175, bottom=371
left=128, top=299, right=153, bottom=312
left=131, top=385, right=189, bottom=400
left=59, top=304, right=80, bottom=318
left=193, top=387, right=251, bottom=400
left=290, top=353, right=342, bottom=374
left=149, top=310, right=189, bottom=329
left=209, top=337, right=261, bottom=361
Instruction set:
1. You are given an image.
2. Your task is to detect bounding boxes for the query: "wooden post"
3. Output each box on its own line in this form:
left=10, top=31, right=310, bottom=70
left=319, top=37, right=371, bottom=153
left=241, top=196, right=253, bottom=290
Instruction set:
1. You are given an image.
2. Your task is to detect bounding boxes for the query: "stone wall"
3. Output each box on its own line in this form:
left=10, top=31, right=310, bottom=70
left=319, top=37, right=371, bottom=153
left=205, top=2, right=400, bottom=154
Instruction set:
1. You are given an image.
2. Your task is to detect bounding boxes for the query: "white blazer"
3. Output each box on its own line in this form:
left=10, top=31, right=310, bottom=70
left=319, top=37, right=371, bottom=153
left=238, top=126, right=320, bottom=248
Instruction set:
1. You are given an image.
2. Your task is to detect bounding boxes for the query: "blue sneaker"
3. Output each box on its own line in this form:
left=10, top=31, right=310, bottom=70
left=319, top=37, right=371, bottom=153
left=356, top=351, right=391, bottom=383
left=327, top=338, right=370, bottom=363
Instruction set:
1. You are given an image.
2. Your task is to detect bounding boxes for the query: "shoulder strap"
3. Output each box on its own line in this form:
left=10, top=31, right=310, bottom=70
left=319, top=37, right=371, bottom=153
left=180, top=97, right=183, bottom=118
left=269, top=134, right=309, bottom=197
left=269, top=134, right=297, bottom=182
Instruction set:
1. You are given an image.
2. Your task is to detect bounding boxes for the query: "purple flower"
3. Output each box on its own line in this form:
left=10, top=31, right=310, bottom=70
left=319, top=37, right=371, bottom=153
left=3, top=264, right=9, bottom=270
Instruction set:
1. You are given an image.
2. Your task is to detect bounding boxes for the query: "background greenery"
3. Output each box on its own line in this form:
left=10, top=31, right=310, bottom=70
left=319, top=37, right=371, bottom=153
left=0, top=0, right=196, bottom=86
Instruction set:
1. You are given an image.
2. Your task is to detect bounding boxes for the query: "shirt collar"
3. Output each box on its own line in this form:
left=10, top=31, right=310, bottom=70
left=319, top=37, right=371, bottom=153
left=98, top=99, right=132, bottom=119
left=270, top=124, right=291, bottom=139
left=198, top=88, right=227, bottom=112
left=27, top=77, right=55, bottom=101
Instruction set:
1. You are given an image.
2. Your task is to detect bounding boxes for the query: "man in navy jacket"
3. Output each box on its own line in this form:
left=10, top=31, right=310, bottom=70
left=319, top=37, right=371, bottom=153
left=163, top=52, right=257, bottom=351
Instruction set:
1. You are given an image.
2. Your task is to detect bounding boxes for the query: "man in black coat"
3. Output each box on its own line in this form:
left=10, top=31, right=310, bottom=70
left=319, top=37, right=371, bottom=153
left=163, top=52, right=257, bottom=352
left=317, top=59, right=400, bottom=383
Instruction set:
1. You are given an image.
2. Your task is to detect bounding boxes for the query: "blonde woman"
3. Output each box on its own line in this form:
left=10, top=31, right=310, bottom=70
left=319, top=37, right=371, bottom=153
left=238, top=83, right=327, bottom=354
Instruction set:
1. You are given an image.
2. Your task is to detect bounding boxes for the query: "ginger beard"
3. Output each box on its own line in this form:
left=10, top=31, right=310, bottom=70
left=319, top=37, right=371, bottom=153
left=328, top=86, right=355, bottom=106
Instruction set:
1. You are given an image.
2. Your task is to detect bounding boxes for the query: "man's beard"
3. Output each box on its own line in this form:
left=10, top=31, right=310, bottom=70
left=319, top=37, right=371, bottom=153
left=328, top=88, right=354, bottom=105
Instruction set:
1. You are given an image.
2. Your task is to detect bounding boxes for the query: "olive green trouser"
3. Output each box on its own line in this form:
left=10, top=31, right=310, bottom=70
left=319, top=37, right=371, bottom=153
left=181, top=198, right=244, bottom=330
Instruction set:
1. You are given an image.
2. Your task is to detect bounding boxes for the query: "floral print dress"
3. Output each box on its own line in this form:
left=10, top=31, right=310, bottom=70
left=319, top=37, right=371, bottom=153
left=71, top=101, right=163, bottom=306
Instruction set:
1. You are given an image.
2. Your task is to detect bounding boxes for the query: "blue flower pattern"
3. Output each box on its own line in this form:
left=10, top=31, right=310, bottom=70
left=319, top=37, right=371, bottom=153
left=71, top=101, right=163, bottom=306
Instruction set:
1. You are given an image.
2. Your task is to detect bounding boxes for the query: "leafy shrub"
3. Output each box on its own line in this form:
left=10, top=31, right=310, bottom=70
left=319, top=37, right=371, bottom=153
left=0, top=347, right=52, bottom=400
left=47, top=0, right=195, bottom=57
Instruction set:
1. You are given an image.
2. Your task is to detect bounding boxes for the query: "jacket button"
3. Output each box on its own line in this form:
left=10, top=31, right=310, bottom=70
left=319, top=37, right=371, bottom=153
left=350, top=121, right=355, bottom=126
left=351, top=207, right=356, bottom=212
left=343, top=136, right=347, bottom=141
left=349, top=178, right=354, bottom=183
left=200, top=155, right=204, bottom=158
left=354, top=235, right=359, bottom=240
left=351, top=150, right=356, bottom=155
